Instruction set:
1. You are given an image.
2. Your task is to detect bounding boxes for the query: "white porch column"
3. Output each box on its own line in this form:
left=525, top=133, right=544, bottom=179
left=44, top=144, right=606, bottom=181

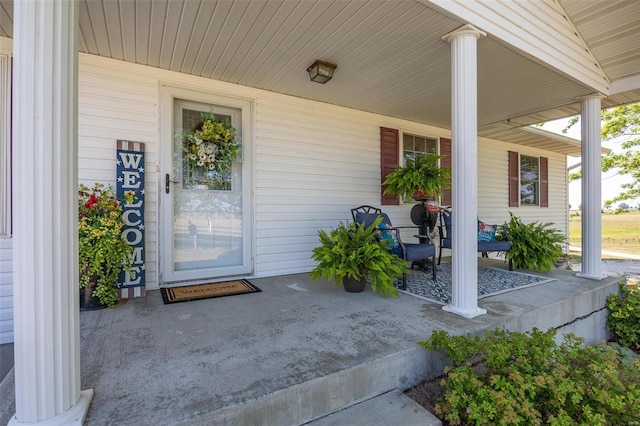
left=441, top=24, right=487, bottom=318
left=11, top=1, right=92, bottom=425
left=577, top=95, right=605, bottom=280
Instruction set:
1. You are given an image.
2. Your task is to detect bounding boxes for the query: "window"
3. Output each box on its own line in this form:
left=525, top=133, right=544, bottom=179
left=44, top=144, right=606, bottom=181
left=380, top=128, right=450, bottom=205
left=520, top=155, right=539, bottom=205
left=0, top=53, right=11, bottom=236
left=509, top=151, right=548, bottom=207
left=402, top=133, right=437, bottom=164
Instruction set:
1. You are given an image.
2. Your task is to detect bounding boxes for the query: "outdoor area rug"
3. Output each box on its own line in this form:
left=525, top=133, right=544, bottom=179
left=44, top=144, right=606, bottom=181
left=160, top=279, right=261, bottom=304
left=399, top=264, right=554, bottom=305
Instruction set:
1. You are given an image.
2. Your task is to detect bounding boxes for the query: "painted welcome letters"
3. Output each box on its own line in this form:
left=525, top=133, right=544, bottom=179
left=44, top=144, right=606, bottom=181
left=116, top=140, right=146, bottom=298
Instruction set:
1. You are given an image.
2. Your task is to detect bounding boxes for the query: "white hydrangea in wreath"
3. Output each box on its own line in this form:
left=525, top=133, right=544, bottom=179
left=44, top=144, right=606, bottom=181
left=182, top=112, right=240, bottom=188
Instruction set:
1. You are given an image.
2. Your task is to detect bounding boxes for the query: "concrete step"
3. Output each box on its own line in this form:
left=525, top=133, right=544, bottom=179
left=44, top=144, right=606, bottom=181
left=304, top=389, right=441, bottom=426
left=179, top=347, right=447, bottom=426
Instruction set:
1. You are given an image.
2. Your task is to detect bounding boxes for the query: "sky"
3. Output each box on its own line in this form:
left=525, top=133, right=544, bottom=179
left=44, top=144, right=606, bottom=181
left=539, top=117, right=636, bottom=210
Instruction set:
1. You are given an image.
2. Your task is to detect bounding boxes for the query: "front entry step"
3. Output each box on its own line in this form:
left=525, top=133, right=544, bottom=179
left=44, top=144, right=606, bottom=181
left=304, top=389, right=441, bottom=426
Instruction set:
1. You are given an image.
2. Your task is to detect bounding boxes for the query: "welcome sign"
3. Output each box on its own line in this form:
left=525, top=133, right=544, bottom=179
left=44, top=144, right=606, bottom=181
left=116, top=140, right=146, bottom=299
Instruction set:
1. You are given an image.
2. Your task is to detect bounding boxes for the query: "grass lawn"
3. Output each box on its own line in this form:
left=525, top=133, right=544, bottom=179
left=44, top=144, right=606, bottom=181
left=569, top=210, right=640, bottom=256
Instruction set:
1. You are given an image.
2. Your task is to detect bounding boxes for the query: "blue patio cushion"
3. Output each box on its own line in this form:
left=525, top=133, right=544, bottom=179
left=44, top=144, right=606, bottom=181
left=441, top=237, right=452, bottom=249
left=354, top=211, right=435, bottom=260
left=441, top=211, right=452, bottom=248
left=402, top=242, right=435, bottom=262
left=441, top=211, right=510, bottom=251
left=478, top=240, right=511, bottom=252
left=354, top=211, right=392, bottom=228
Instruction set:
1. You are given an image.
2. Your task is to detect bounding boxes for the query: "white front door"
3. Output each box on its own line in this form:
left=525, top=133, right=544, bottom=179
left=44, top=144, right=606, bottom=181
left=161, top=87, right=252, bottom=284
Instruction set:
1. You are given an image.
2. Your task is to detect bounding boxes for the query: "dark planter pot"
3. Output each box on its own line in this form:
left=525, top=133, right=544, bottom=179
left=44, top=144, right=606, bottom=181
left=80, top=279, right=107, bottom=311
left=343, top=277, right=367, bottom=293
left=412, top=191, right=435, bottom=201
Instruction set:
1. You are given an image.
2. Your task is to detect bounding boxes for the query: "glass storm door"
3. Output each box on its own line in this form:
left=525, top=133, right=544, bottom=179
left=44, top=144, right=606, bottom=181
left=162, top=95, right=251, bottom=283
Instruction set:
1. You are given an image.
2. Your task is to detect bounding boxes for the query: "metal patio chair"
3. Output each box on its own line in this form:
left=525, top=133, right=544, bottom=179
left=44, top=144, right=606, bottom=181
left=437, top=208, right=514, bottom=270
left=351, top=205, right=437, bottom=290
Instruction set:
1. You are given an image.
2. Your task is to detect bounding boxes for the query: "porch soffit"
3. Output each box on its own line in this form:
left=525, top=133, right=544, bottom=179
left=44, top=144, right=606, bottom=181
left=479, top=124, right=612, bottom=157
left=559, top=0, right=640, bottom=84
left=0, top=0, right=639, bottom=140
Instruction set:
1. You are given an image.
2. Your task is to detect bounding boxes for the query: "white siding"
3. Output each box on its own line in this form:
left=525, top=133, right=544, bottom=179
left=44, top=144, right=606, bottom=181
left=0, top=37, right=11, bottom=345
left=477, top=138, right=568, bottom=235
left=76, top=55, right=460, bottom=282
left=78, top=61, right=160, bottom=288
left=0, top=238, right=13, bottom=344
left=1, top=54, right=570, bottom=342
left=77, top=54, right=570, bottom=282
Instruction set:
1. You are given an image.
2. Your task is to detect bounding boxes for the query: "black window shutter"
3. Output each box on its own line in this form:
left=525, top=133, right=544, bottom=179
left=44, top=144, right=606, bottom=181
left=380, top=127, right=399, bottom=205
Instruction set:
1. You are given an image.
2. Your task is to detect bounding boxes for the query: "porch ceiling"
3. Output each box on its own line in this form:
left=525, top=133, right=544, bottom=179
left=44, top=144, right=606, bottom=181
left=1, top=0, right=638, bottom=149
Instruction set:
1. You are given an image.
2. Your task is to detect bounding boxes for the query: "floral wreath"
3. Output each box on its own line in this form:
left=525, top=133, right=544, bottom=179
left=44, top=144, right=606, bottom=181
left=182, top=112, right=239, bottom=176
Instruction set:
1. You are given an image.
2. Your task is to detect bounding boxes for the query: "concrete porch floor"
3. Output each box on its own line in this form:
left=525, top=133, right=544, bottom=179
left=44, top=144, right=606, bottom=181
left=0, top=259, right=623, bottom=425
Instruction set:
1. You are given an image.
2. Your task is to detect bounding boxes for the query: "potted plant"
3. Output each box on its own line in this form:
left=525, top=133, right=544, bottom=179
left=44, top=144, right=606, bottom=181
left=503, top=212, right=565, bottom=271
left=310, top=217, right=406, bottom=297
left=382, top=154, right=450, bottom=202
left=78, top=183, right=134, bottom=309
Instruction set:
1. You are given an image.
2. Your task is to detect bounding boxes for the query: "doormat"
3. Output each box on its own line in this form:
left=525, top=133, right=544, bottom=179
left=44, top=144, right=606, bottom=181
left=160, top=279, right=260, bottom=304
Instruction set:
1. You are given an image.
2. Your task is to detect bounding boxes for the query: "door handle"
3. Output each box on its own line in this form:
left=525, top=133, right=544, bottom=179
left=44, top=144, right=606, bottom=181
left=165, top=174, right=179, bottom=194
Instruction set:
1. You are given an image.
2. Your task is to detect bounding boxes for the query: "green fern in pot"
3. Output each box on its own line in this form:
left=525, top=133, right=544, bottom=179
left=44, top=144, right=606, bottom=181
left=310, top=217, right=406, bottom=297
left=504, top=212, right=565, bottom=271
left=383, top=154, right=450, bottom=202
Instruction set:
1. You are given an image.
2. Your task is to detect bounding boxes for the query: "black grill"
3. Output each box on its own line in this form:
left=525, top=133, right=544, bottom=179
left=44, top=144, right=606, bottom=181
left=410, top=201, right=438, bottom=237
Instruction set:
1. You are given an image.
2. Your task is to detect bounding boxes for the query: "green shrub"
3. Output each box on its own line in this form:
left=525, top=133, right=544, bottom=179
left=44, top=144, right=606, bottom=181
left=606, top=283, right=640, bottom=351
left=419, top=328, right=640, bottom=425
left=504, top=212, right=565, bottom=271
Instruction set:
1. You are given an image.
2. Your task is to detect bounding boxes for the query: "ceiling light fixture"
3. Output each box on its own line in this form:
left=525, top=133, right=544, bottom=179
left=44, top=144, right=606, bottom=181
left=307, top=60, right=337, bottom=84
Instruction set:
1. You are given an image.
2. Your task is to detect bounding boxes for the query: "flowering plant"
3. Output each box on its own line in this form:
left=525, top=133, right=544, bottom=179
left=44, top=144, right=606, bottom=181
left=78, top=183, right=134, bottom=308
left=182, top=112, right=239, bottom=189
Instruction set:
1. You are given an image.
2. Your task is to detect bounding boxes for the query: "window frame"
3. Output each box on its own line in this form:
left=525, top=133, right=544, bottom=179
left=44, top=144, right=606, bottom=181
left=401, top=132, right=439, bottom=165
left=0, top=53, right=11, bottom=237
left=519, top=154, right=540, bottom=206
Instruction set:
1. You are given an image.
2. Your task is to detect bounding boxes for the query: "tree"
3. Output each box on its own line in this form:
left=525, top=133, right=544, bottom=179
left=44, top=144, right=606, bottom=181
left=565, top=103, right=640, bottom=204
